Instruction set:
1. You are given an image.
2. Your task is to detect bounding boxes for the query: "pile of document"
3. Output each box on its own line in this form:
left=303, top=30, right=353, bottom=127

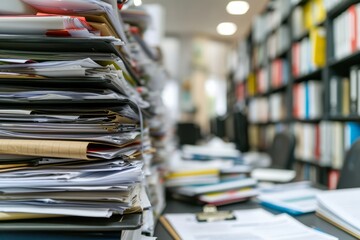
left=0, top=0, right=168, bottom=239
left=317, top=188, right=360, bottom=239
left=166, top=145, right=257, bottom=206
left=120, top=4, right=172, bottom=233
left=182, top=141, right=242, bottom=162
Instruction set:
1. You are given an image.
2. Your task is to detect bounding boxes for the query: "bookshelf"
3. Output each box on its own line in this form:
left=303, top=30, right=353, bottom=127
left=231, top=0, right=360, bottom=188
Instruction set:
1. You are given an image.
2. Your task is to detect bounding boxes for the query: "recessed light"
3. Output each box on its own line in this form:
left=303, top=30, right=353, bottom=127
left=217, top=22, right=237, bottom=36
left=134, top=0, right=142, bottom=7
left=226, top=1, right=249, bottom=15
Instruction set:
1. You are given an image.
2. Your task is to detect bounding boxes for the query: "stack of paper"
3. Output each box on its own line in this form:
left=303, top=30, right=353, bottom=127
left=0, top=0, right=169, bottom=239
left=317, top=188, right=360, bottom=239
left=166, top=150, right=257, bottom=206
left=182, top=143, right=242, bottom=162
left=119, top=3, right=174, bottom=233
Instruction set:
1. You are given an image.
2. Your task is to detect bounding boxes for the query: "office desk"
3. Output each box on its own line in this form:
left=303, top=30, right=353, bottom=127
left=155, top=198, right=357, bottom=240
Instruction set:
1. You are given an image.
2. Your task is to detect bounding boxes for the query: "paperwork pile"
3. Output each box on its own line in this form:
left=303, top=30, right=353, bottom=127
left=0, top=0, right=167, bottom=238
left=120, top=5, right=171, bottom=233
left=166, top=145, right=257, bottom=206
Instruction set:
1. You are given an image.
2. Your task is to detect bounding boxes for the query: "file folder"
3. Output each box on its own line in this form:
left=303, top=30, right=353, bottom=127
left=0, top=213, right=142, bottom=231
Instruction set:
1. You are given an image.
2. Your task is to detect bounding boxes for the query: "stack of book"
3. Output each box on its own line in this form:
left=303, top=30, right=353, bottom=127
left=0, top=0, right=166, bottom=239
left=166, top=146, right=257, bottom=206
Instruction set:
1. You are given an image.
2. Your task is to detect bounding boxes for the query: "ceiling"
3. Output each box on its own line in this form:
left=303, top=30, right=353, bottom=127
left=142, top=0, right=268, bottom=42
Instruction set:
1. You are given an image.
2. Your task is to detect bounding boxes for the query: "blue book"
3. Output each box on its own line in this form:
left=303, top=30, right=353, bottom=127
left=282, top=59, right=289, bottom=85
left=345, top=122, right=360, bottom=149
left=305, top=82, right=309, bottom=119
left=258, top=185, right=321, bottom=216
left=260, top=202, right=305, bottom=216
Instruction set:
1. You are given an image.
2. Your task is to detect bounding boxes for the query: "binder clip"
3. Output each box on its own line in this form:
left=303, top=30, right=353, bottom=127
left=196, top=205, right=236, bottom=222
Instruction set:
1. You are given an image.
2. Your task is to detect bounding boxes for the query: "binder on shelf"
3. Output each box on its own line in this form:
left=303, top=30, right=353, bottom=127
left=329, top=76, right=340, bottom=116
left=310, top=27, right=326, bottom=68
left=357, top=66, right=360, bottom=116
left=333, top=3, right=360, bottom=60
left=293, top=81, right=322, bottom=120
left=342, top=77, right=350, bottom=116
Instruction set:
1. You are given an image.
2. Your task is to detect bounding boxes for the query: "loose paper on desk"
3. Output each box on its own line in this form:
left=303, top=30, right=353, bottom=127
left=162, top=208, right=338, bottom=240
left=257, top=185, right=322, bottom=215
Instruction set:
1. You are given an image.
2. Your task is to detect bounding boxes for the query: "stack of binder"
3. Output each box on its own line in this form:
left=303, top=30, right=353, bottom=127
left=0, top=0, right=164, bottom=239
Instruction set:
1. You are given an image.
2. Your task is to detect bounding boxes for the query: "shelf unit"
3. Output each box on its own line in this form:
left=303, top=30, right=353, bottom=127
left=230, top=0, right=360, bottom=188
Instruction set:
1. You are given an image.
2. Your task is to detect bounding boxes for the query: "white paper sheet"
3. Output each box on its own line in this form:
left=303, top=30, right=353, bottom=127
left=164, top=209, right=337, bottom=240
left=317, top=188, right=360, bottom=235
left=258, top=187, right=322, bottom=214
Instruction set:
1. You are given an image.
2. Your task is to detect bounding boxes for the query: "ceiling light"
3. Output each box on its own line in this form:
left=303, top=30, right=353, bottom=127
left=134, top=0, right=142, bottom=7
left=226, top=1, right=249, bottom=15
left=217, top=22, right=237, bottom=36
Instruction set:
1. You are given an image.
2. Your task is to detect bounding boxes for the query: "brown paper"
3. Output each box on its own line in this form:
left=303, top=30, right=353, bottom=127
left=0, top=139, right=89, bottom=160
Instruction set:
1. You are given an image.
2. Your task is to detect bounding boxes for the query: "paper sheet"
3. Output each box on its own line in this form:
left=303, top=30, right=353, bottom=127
left=258, top=187, right=322, bottom=214
left=163, top=210, right=337, bottom=240
left=317, top=188, right=360, bottom=234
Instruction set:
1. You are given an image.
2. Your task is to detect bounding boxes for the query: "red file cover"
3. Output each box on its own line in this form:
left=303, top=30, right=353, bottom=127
left=349, top=5, right=358, bottom=53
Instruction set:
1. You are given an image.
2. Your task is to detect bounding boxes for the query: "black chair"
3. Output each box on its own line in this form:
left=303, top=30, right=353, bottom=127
left=337, top=139, right=360, bottom=189
left=268, top=131, right=296, bottom=170
left=233, top=110, right=249, bottom=152
left=176, top=122, right=201, bottom=146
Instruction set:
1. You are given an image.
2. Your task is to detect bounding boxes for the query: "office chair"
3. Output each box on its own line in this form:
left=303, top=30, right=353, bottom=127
left=251, top=131, right=296, bottom=183
left=176, top=122, right=201, bottom=146
left=268, top=131, right=296, bottom=170
left=337, top=139, right=360, bottom=189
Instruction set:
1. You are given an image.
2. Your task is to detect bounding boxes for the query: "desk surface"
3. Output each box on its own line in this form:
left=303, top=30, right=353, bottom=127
left=155, top=198, right=357, bottom=240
